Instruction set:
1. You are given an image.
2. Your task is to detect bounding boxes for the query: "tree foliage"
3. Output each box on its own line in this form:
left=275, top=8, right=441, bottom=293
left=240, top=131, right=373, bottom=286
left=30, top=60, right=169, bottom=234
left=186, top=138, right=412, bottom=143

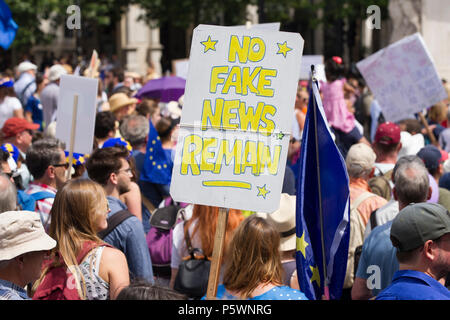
left=6, top=0, right=132, bottom=53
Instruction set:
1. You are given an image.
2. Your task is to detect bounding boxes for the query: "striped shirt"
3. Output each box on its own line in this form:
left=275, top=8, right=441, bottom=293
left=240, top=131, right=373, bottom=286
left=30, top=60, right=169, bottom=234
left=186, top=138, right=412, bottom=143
left=0, top=279, right=30, bottom=300
left=25, top=182, right=57, bottom=232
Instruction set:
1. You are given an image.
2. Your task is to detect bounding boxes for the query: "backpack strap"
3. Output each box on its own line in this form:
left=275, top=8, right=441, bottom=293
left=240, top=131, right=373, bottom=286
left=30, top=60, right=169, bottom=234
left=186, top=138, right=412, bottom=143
left=141, top=194, right=155, bottom=214
left=98, top=210, right=134, bottom=239
left=19, top=79, right=36, bottom=105
left=76, top=240, right=114, bottom=264
left=30, top=191, right=56, bottom=201
left=351, top=192, right=375, bottom=211
left=369, top=208, right=379, bottom=230
left=183, top=221, right=194, bottom=255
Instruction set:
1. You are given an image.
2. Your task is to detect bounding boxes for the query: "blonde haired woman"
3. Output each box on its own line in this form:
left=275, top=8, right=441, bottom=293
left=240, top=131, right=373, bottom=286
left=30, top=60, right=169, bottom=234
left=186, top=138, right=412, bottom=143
left=211, top=215, right=308, bottom=300
left=33, top=179, right=129, bottom=300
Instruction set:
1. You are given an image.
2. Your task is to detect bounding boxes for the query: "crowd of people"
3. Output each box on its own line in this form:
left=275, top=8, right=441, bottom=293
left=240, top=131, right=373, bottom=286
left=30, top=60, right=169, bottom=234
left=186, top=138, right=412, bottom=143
left=0, top=52, right=449, bottom=301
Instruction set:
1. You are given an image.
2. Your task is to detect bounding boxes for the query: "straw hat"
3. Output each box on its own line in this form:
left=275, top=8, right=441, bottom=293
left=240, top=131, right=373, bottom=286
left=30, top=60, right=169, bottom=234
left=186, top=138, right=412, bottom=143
left=108, top=93, right=138, bottom=113
left=256, top=193, right=296, bottom=251
left=0, top=211, right=56, bottom=261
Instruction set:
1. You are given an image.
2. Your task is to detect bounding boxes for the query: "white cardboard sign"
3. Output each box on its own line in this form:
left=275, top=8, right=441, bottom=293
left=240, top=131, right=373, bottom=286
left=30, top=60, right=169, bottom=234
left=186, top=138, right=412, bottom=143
left=299, top=55, right=326, bottom=81
left=356, top=33, right=447, bottom=123
left=170, top=25, right=304, bottom=213
left=55, top=75, right=98, bottom=155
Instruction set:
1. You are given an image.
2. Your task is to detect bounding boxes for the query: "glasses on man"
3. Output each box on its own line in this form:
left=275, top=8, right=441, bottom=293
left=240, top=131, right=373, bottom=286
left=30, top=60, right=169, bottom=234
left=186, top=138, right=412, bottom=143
left=118, top=167, right=133, bottom=175
left=51, top=163, right=70, bottom=170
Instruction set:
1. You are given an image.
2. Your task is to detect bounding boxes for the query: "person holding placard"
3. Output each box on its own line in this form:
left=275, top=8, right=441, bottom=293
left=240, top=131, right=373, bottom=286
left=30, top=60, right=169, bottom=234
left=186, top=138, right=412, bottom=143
left=40, top=64, right=67, bottom=129
left=208, top=215, right=308, bottom=300
left=170, top=204, right=244, bottom=290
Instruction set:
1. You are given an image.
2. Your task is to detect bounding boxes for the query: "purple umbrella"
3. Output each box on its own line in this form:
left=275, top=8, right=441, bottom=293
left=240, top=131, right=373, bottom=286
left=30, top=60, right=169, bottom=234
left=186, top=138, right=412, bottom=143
left=135, top=76, right=186, bottom=102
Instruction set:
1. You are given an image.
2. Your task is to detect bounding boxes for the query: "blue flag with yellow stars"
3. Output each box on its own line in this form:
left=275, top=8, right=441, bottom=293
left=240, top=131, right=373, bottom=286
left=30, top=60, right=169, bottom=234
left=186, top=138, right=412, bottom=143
left=295, top=78, right=350, bottom=300
left=140, top=120, right=173, bottom=185
left=0, top=0, right=18, bottom=50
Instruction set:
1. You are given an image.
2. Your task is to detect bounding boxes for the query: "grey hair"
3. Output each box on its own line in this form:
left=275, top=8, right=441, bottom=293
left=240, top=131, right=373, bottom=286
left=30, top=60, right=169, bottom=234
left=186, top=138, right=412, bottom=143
left=0, top=174, right=17, bottom=213
left=119, top=115, right=149, bottom=147
left=25, top=138, right=66, bottom=180
left=394, top=155, right=429, bottom=204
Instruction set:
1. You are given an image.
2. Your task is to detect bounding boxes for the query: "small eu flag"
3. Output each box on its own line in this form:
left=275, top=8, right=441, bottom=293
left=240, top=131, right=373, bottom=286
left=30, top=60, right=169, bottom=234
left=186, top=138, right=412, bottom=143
left=295, top=78, right=350, bottom=300
left=140, top=120, right=173, bottom=185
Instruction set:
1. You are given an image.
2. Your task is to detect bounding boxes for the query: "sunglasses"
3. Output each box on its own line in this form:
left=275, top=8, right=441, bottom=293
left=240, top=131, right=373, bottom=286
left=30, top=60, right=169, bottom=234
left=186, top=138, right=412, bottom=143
left=51, top=163, right=70, bottom=169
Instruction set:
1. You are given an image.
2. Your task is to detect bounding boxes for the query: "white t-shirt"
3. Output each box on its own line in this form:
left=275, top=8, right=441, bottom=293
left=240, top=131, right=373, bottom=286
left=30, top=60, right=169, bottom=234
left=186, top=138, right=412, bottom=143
left=0, top=96, right=22, bottom=128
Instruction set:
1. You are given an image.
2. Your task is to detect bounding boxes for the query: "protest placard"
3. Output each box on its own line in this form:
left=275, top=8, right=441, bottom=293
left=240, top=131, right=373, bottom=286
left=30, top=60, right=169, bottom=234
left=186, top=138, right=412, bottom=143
left=173, top=24, right=281, bottom=80
left=170, top=25, right=304, bottom=213
left=299, top=55, right=326, bottom=82
left=356, top=33, right=447, bottom=123
left=55, top=75, right=98, bottom=155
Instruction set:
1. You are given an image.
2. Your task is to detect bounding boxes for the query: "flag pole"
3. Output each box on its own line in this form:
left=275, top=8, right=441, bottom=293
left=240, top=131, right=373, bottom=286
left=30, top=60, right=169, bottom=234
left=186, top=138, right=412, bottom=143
left=310, top=65, right=329, bottom=300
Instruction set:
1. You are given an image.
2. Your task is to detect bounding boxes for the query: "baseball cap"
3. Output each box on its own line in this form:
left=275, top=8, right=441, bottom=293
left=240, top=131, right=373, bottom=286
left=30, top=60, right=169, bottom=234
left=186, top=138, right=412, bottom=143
left=256, top=193, right=296, bottom=252
left=345, top=143, right=376, bottom=174
left=375, top=122, right=401, bottom=145
left=17, top=61, right=37, bottom=74
left=1, top=117, right=39, bottom=138
left=0, top=211, right=56, bottom=261
left=48, top=64, right=67, bottom=82
left=417, top=145, right=446, bottom=172
left=390, top=202, right=450, bottom=252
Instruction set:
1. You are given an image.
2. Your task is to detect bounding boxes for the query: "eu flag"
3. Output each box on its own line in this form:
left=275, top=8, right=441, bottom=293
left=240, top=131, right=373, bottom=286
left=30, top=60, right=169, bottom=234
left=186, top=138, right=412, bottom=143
left=140, top=120, right=173, bottom=185
left=0, top=0, right=18, bottom=50
left=295, top=78, right=350, bottom=300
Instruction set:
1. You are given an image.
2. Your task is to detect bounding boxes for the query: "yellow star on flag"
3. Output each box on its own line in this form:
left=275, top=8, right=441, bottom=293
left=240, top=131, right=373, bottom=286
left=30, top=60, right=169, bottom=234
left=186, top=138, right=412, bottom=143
left=296, top=231, right=309, bottom=259
left=310, top=265, right=321, bottom=287
left=257, top=184, right=270, bottom=199
left=277, top=41, right=292, bottom=58
left=201, top=36, right=218, bottom=53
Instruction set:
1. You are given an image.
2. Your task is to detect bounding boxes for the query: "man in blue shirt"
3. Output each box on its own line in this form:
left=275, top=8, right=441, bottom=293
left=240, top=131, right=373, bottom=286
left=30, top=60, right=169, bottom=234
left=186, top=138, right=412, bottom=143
left=376, top=202, right=450, bottom=300
left=86, top=146, right=154, bottom=283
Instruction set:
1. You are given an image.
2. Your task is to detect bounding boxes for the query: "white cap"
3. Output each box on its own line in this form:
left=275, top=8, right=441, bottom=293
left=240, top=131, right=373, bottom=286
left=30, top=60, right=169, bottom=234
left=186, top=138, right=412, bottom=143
left=48, top=64, right=67, bottom=82
left=17, top=61, right=37, bottom=74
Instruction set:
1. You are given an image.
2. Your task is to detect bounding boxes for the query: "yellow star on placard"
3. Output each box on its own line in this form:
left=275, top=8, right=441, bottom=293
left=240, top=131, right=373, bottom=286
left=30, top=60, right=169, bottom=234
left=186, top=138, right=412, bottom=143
left=296, top=231, right=309, bottom=259
left=277, top=41, right=292, bottom=58
left=310, top=265, right=321, bottom=287
left=257, top=184, right=270, bottom=199
left=201, top=36, right=218, bottom=53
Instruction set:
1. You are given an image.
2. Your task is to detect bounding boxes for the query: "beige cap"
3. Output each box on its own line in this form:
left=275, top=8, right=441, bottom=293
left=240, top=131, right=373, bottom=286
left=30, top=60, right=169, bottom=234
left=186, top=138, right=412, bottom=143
left=0, top=211, right=57, bottom=261
left=17, top=61, right=37, bottom=74
left=48, top=64, right=67, bottom=82
left=109, top=93, right=138, bottom=113
left=345, top=143, right=376, bottom=174
left=256, top=193, right=296, bottom=252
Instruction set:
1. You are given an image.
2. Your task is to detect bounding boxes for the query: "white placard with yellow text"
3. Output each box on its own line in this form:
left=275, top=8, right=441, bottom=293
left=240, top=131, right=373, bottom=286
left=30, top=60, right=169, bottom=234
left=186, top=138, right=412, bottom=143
left=170, top=25, right=304, bottom=213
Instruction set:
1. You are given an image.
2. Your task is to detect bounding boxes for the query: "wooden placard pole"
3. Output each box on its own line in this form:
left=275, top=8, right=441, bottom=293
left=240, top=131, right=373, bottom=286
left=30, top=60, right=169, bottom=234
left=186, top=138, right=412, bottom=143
left=418, top=112, right=438, bottom=146
left=206, top=207, right=229, bottom=300
left=66, top=95, right=78, bottom=180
